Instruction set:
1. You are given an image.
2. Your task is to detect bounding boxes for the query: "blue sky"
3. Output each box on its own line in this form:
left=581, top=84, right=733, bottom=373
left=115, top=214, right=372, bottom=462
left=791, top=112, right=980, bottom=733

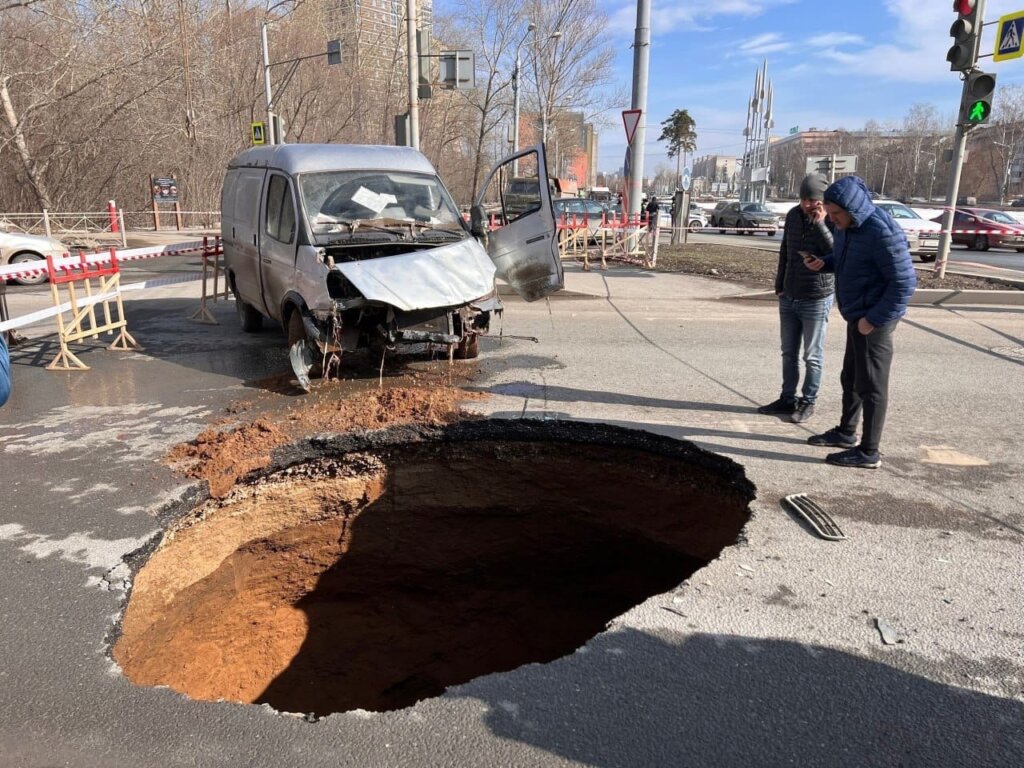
left=595, top=0, right=1024, bottom=173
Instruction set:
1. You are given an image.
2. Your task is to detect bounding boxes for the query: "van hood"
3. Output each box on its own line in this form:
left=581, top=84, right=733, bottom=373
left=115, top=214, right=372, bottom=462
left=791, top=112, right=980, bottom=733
left=332, top=238, right=496, bottom=312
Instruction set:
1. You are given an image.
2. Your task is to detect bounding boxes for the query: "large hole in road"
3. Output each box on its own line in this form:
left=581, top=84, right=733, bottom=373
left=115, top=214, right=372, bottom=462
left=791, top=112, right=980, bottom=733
left=114, top=420, right=754, bottom=717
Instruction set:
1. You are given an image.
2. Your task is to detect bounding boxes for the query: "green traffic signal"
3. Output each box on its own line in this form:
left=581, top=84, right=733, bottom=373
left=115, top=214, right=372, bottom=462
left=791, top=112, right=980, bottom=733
left=967, top=100, right=991, bottom=123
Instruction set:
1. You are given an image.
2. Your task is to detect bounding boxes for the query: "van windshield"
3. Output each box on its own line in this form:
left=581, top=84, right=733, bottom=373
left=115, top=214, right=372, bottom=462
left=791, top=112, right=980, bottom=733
left=299, top=170, right=465, bottom=239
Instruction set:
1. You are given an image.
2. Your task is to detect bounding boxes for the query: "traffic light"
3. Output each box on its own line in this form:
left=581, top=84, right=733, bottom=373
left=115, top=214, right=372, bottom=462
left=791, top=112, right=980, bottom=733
left=948, top=0, right=981, bottom=71
left=960, top=70, right=996, bottom=127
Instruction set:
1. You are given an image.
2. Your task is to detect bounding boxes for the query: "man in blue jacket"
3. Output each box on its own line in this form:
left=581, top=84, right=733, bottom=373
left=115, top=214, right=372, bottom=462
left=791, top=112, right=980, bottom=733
left=803, top=175, right=917, bottom=468
left=0, top=332, right=10, bottom=407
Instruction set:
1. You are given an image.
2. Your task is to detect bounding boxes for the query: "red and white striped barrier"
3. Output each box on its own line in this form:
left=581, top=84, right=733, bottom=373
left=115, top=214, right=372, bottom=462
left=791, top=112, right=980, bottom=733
left=0, top=238, right=223, bottom=333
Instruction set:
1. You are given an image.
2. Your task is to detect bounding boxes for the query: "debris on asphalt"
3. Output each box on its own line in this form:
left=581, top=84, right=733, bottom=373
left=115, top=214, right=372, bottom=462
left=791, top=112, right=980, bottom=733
left=875, top=617, right=901, bottom=645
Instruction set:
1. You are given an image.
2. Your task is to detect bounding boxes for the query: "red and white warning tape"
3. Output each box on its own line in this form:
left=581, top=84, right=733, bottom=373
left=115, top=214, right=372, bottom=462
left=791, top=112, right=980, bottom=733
left=0, top=239, right=220, bottom=283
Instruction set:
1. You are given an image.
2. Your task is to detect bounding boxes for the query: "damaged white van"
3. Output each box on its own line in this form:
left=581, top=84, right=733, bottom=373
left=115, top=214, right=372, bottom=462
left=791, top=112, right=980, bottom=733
left=221, top=143, right=562, bottom=388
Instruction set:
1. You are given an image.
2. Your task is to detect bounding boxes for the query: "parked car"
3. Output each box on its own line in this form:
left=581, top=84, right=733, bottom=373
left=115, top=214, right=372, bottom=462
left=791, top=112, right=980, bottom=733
left=0, top=228, right=68, bottom=286
left=873, top=200, right=942, bottom=262
left=552, top=198, right=611, bottom=241
left=221, top=143, right=562, bottom=389
left=931, top=206, right=1024, bottom=252
left=708, top=200, right=736, bottom=229
left=713, top=201, right=778, bottom=236
left=673, top=202, right=708, bottom=232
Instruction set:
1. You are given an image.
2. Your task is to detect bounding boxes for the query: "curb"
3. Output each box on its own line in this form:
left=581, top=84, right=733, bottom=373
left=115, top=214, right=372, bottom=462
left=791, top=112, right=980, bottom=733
left=728, top=288, right=1024, bottom=307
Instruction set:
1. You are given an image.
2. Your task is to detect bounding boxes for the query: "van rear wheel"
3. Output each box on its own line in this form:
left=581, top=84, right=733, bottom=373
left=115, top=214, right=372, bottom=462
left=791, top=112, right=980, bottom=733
left=234, top=286, right=263, bottom=332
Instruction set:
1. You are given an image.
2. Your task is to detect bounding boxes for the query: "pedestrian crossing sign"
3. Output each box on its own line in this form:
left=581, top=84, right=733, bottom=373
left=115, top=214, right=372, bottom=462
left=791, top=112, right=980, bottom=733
left=251, top=121, right=266, bottom=146
left=994, top=12, right=1024, bottom=62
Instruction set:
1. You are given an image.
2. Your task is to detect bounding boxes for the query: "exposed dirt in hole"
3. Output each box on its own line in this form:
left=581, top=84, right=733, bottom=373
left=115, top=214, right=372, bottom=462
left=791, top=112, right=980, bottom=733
left=166, top=386, right=481, bottom=497
left=117, top=424, right=754, bottom=717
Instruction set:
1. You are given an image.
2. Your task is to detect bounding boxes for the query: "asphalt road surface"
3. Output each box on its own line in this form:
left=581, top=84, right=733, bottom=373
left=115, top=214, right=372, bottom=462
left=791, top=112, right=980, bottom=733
left=1, top=268, right=1021, bottom=766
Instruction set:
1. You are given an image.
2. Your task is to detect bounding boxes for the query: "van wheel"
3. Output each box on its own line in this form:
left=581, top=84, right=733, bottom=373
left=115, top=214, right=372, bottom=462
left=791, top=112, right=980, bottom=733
left=453, top=334, right=479, bottom=359
left=287, top=310, right=323, bottom=390
left=919, top=254, right=937, bottom=263
left=234, top=287, right=263, bottom=332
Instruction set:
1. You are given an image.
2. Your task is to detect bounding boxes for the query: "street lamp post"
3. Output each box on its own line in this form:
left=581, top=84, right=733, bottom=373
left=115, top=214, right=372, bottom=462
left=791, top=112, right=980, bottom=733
left=511, top=23, right=536, bottom=177
left=529, top=28, right=561, bottom=147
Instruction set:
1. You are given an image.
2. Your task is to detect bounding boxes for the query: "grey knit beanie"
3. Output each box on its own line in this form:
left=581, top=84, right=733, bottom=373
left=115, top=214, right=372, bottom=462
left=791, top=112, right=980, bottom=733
left=799, top=173, right=828, bottom=201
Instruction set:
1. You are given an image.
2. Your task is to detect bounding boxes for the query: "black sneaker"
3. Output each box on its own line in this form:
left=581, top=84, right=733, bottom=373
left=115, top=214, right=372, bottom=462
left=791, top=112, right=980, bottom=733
left=826, top=447, right=881, bottom=469
left=808, top=427, right=857, bottom=447
left=757, top=397, right=797, bottom=415
left=791, top=400, right=815, bottom=423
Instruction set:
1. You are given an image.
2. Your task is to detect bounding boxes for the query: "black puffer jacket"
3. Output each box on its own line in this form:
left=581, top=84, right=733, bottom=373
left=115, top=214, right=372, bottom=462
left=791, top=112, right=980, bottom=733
left=775, top=205, right=835, bottom=299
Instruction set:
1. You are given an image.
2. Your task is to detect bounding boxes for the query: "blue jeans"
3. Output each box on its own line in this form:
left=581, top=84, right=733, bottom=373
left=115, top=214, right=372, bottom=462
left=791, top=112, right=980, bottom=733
left=778, top=294, right=833, bottom=404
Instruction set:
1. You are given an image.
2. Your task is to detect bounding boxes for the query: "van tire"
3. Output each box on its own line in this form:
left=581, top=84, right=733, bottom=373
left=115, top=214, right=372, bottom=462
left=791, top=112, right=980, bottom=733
left=234, top=286, right=263, bottom=332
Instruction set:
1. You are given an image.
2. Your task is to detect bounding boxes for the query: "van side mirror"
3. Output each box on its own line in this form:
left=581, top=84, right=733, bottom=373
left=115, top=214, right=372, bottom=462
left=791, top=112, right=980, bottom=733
left=470, top=204, right=489, bottom=238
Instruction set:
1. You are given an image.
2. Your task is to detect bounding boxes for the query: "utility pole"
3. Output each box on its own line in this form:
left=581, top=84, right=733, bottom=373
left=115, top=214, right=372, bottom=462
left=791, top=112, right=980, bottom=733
left=626, top=0, right=651, bottom=223
left=406, top=0, right=420, bottom=149
left=937, top=0, right=991, bottom=279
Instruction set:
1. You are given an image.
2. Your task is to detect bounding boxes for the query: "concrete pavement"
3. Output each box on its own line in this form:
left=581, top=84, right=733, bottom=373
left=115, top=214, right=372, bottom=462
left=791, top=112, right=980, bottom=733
left=0, top=265, right=1021, bottom=766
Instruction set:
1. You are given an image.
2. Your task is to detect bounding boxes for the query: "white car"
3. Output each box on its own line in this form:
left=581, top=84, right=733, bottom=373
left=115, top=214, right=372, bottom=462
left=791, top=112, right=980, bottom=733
left=0, top=228, right=68, bottom=285
left=657, top=202, right=707, bottom=232
left=873, top=200, right=942, bottom=262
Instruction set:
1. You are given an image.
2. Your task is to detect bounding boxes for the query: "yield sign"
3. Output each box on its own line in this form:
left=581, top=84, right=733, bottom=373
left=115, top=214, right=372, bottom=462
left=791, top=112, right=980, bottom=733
left=622, top=109, right=642, bottom=145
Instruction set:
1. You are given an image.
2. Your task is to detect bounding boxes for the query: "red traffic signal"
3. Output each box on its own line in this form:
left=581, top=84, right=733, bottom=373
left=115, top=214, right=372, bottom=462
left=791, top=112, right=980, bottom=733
left=948, top=0, right=981, bottom=71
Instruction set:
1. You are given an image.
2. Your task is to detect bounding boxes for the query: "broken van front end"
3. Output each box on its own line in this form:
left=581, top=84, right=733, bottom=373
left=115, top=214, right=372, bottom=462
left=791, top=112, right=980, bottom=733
left=301, top=236, right=503, bottom=358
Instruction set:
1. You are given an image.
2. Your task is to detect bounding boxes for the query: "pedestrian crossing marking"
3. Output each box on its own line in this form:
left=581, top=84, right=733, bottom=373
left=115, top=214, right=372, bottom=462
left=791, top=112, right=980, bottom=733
left=1000, top=22, right=1020, bottom=53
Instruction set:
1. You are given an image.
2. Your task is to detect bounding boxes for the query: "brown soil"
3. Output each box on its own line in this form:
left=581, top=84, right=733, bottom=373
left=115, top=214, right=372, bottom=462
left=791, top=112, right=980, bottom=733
left=655, top=242, right=1023, bottom=292
left=116, top=437, right=752, bottom=716
left=166, top=386, right=481, bottom=498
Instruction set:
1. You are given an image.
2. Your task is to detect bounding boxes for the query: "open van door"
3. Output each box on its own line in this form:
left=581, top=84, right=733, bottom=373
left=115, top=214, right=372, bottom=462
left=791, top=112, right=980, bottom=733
left=474, top=145, right=563, bottom=302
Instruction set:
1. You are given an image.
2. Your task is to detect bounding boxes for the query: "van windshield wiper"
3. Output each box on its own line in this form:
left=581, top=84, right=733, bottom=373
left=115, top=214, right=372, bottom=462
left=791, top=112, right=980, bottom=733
left=409, top=225, right=465, bottom=242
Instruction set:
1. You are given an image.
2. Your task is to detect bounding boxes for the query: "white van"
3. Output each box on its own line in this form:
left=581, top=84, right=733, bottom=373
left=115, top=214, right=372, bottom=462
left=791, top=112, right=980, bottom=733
left=221, top=144, right=562, bottom=388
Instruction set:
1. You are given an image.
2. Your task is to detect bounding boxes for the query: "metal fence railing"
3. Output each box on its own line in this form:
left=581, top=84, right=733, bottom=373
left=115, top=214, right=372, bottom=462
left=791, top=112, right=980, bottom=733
left=0, top=209, right=220, bottom=237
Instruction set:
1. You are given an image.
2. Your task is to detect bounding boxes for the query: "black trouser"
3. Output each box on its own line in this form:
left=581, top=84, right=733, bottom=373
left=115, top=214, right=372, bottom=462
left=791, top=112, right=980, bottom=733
left=838, top=319, right=897, bottom=453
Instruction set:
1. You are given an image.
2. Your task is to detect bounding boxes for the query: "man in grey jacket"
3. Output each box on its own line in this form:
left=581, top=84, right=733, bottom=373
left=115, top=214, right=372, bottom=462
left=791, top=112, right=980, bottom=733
left=758, top=173, right=835, bottom=423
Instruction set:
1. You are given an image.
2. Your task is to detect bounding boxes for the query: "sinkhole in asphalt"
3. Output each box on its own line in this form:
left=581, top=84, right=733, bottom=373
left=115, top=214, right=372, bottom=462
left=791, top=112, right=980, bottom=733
left=114, top=421, right=754, bottom=717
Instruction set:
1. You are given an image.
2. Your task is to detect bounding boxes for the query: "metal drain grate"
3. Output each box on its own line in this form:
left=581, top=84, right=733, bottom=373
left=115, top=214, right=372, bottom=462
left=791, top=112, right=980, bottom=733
left=783, top=493, right=846, bottom=541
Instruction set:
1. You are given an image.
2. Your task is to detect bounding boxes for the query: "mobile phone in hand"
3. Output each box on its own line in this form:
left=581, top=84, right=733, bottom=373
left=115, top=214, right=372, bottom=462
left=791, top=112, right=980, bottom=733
left=799, top=251, right=815, bottom=262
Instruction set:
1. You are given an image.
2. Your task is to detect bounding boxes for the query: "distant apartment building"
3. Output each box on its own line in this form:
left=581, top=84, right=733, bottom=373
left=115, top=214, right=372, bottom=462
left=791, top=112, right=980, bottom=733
left=518, top=111, right=597, bottom=190
left=692, top=155, right=738, bottom=194
left=332, top=0, right=434, bottom=79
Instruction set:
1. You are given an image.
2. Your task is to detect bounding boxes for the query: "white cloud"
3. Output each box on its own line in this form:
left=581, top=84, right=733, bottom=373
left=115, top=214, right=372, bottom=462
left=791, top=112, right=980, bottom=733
left=739, top=32, right=792, bottom=55
left=807, top=33, right=863, bottom=48
left=605, top=0, right=797, bottom=38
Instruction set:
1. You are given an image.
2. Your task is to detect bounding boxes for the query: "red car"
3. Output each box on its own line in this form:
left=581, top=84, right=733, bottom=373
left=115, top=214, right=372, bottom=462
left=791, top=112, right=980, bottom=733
left=933, top=207, right=1024, bottom=251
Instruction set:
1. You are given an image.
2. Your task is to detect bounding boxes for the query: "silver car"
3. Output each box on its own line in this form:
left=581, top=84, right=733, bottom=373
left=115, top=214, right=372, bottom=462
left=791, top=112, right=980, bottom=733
left=0, top=228, right=68, bottom=285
